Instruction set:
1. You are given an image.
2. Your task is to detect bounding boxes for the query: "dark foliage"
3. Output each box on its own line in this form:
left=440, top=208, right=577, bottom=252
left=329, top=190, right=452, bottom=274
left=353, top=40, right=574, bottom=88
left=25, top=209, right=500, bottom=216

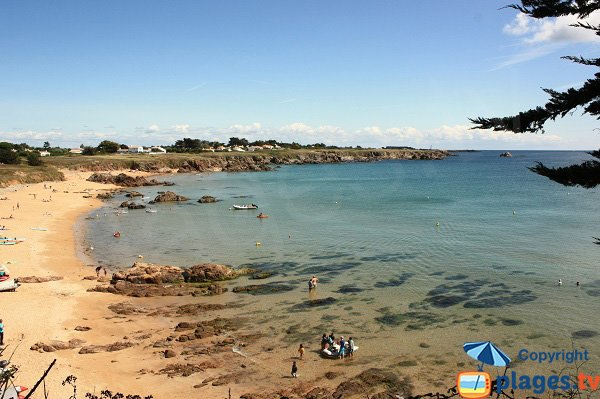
left=529, top=150, right=600, bottom=188
left=0, top=149, right=20, bottom=164
left=81, top=146, right=97, bottom=156
left=27, top=152, right=43, bottom=166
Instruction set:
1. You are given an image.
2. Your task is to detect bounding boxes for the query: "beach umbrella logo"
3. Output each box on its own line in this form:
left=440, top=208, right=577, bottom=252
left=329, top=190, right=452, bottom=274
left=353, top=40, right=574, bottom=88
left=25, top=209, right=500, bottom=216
left=463, top=341, right=511, bottom=370
left=456, top=341, right=511, bottom=399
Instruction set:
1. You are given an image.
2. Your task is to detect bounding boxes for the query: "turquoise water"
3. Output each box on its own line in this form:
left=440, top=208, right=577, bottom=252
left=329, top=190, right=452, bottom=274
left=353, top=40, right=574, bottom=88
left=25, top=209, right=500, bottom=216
left=84, top=150, right=600, bottom=375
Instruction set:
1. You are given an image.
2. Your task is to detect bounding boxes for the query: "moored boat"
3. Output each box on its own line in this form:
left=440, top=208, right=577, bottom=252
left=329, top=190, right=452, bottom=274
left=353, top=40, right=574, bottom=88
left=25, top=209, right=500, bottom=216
left=232, top=204, right=258, bottom=210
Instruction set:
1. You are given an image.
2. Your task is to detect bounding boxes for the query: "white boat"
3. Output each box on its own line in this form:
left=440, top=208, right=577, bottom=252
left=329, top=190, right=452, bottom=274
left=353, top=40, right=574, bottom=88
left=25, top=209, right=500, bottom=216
left=115, top=209, right=128, bottom=215
left=232, top=204, right=258, bottom=210
left=321, top=343, right=359, bottom=359
left=0, top=278, right=20, bottom=292
left=145, top=208, right=157, bottom=213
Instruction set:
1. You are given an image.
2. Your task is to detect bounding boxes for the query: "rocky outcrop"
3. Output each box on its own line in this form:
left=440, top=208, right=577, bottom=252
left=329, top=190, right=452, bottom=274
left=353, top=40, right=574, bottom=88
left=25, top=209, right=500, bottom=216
left=153, top=191, right=189, bottom=202
left=19, top=275, right=64, bottom=283
left=89, top=281, right=226, bottom=297
left=96, top=192, right=114, bottom=200
left=30, top=339, right=86, bottom=352
left=112, top=262, right=184, bottom=284
left=184, top=263, right=251, bottom=283
left=198, top=195, right=217, bottom=203
left=87, top=173, right=172, bottom=187
left=125, top=191, right=142, bottom=197
left=79, top=341, right=134, bottom=354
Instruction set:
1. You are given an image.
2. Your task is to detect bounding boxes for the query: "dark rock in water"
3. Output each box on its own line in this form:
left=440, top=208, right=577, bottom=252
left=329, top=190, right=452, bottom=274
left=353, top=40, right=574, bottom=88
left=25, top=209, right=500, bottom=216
left=154, top=191, right=189, bottom=202
left=426, top=294, right=468, bottom=308
left=501, top=318, right=523, bottom=326
left=572, top=330, right=598, bottom=339
left=249, top=271, right=273, bottom=280
left=127, top=202, right=146, bottom=209
left=291, top=296, right=337, bottom=310
left=463, top=290, right=537, bottom=308
left=335, top=284, right=364, bottom=294
left=126, top=191, right=142, bottom=198
left=445, top=274, right=469, bottom=281
left=233, top=283, right=295, bottom=295
left=374, top=272, right=414, bottom=288
left=375, top=313, right=406, bottom=327
left=74, top=326, right=91, bottom=331
left=198, top=195, right=217, bottom=203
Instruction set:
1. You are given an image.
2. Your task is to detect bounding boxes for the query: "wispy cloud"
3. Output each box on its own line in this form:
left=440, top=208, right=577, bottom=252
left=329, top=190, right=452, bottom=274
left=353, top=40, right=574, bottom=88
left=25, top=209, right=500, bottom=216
left=279, top=98, right=296, bottom=104
left=185, top=82, right=207, bottom=92
left=495, top=11, right=600, bottom=69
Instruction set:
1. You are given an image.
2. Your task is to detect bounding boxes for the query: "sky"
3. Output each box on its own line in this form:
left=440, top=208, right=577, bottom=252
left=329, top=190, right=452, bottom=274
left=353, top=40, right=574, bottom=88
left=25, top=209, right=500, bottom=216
left=0, top=0, right=599, bottom=149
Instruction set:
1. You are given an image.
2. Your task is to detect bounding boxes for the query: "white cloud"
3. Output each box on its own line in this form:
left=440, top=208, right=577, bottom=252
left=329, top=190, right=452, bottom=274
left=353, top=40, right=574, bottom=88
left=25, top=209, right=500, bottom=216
left=146, top=124, right=160, bottom=133
left=173, top=124, right=190, bottom=133
left=504, top=11, right=600, bottom=44
left=496, top=11, right=600, bottom=69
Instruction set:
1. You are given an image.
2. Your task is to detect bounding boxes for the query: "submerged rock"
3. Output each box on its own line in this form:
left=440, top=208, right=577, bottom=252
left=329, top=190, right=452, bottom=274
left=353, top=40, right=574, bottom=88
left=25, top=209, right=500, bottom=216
left=198, top=195, right=217, bottom=203
left=233, top=283, right=295, bottom=295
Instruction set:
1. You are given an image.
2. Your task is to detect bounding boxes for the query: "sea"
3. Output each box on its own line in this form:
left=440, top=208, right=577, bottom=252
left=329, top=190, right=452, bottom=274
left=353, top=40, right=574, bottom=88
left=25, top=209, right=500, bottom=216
left=81, top=150, right=600, bottom=383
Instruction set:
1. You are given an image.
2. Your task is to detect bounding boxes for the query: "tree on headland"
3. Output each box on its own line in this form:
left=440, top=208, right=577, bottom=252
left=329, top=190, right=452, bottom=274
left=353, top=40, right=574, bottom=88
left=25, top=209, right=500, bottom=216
left=228, top=137, right=249, bottom=147
left=471, top=0, right=600, bottom=190
left=43, top=141, right=50, bottom=149
left=27, top=152, right=43, bottom=166
left=82, top=146, right=97, bottom=155
left=96, top=140, right=120, bottom=153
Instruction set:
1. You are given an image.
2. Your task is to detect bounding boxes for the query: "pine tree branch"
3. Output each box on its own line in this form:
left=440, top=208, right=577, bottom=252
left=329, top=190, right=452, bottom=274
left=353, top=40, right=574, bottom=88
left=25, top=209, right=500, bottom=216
left=528, top=158, right=600, bottom=188
left=561, top=55, right=600, bottom=66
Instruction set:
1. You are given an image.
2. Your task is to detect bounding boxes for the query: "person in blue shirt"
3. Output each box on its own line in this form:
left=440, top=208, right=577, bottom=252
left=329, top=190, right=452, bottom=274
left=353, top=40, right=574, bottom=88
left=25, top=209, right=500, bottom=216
left=0, top=319, right=4, bottom=346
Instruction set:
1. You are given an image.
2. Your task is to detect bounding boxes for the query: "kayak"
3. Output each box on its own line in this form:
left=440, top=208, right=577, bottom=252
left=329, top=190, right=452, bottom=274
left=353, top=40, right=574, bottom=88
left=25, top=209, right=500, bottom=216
left=232, top=204, right=258, bottom=210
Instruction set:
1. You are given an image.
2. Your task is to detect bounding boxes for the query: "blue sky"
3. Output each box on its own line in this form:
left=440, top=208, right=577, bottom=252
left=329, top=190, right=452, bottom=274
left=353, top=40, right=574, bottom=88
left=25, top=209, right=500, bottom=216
left=1, top=0, right=598, bottom=149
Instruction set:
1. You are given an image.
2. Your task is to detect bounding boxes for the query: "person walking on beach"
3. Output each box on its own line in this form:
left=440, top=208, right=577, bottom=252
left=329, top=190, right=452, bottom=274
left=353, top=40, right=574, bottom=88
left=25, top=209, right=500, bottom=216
left=95, top=266, right=102, bottom=277
left=0, top=319, right=4, bottom=346
left=298, top=344, right=305, bottom=359
left=291, top=361, right=298, bottom=378
left=348, top=337, right=355, bottom=357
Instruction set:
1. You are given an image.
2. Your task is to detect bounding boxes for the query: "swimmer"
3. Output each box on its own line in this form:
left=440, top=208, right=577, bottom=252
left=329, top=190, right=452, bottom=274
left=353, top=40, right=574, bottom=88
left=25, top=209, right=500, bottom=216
left=558, top=279, right=563, bottom=286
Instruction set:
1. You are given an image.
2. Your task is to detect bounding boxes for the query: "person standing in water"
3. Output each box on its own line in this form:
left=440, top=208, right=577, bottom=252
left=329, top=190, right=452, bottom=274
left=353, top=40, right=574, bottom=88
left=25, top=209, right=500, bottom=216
left=308, top=275, right=319, bottom=290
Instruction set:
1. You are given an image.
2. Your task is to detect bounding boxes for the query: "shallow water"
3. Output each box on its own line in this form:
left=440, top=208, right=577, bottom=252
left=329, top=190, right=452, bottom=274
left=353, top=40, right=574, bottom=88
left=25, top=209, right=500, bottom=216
left=84, top=150, right=600, bottom=382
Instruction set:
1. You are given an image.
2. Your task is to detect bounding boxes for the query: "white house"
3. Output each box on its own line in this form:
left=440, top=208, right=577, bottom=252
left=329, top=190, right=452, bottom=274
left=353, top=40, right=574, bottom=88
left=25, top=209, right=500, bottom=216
left=39, top=150, right=51, bottom=157
left=128, top=146, right=146, bottom=153
left=69, top=148, right=83, bottom=154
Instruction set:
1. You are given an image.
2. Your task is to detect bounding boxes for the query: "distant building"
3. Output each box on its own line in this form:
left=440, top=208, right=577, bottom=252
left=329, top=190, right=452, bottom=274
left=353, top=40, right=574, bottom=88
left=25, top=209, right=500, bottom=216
left=70, top=148, right=83, bottom=154
left=39, top=150, right=51, bottom=157
left=232, top=146, right=246, bottom=152
left=128, top=146, right=146, bottom=153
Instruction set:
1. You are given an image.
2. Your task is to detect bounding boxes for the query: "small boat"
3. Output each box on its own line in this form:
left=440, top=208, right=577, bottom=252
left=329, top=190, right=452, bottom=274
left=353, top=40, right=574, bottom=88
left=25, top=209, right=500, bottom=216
left=0, top=241, right=17, bottom=246
left=0, top=384, right=28, bottom=398
left=232, top=204, right=258, bottom=210
left=257, top=213, right=269, bottom=219
left=145, top=208, right=157, bottom=213
left=114, top=209, right=128, bottom=215
left=0, top=278, right=20, bottom=292
left=321, top=343, right=359, bottom=359
left=30, top=227, right=48, bottom=231
left=113, top=232, right=121, bottom=238
left=500, top=151, right=512, bottom=157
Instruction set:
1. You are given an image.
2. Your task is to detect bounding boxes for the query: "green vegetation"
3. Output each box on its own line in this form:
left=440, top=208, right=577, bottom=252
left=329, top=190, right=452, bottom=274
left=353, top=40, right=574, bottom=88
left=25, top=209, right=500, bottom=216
left=0, top=164, right=64, bottom=187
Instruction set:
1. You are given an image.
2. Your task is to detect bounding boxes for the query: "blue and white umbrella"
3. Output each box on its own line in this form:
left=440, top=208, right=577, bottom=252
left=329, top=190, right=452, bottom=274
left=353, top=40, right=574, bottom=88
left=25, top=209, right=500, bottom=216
left=463, top=341, right=511, bottom=370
